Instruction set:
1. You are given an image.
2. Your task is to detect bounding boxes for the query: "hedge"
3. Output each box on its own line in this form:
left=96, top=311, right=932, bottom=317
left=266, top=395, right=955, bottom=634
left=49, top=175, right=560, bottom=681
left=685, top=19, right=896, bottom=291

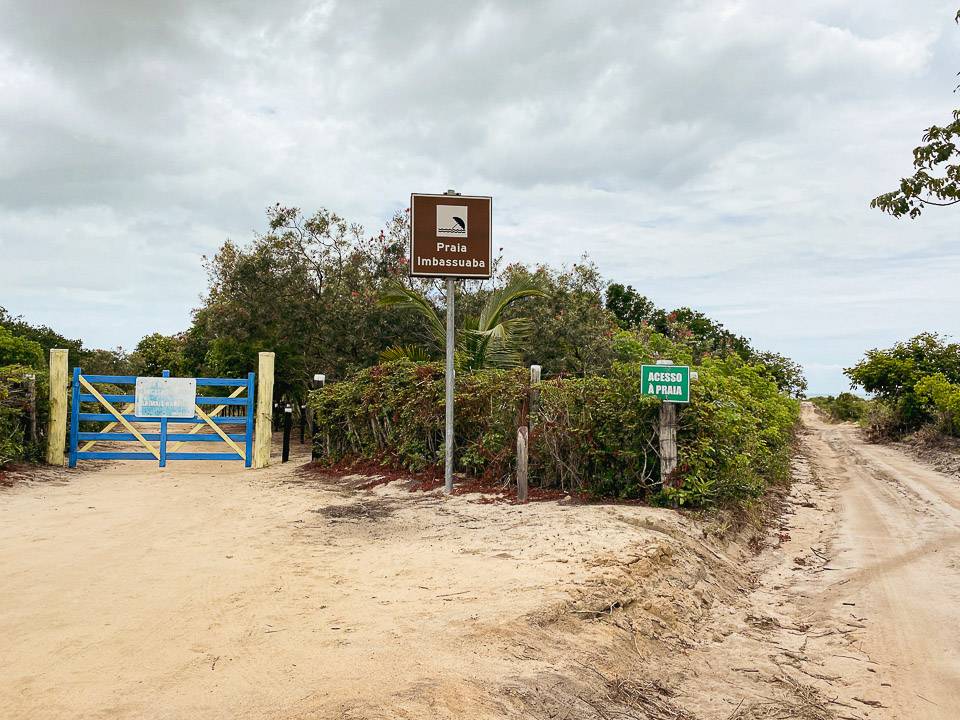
left=309, top=359, right=799, bottom=507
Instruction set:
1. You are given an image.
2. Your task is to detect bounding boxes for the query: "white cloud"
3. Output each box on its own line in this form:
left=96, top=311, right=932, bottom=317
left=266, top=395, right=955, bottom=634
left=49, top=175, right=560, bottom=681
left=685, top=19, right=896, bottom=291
left=1, top=0, right=958, bottom=393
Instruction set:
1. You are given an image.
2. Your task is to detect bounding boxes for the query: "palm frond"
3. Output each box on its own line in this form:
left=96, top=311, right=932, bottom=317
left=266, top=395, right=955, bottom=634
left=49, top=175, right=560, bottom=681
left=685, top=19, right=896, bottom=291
left=477, top=277, right=547, bottom=332
left=379, top=345, right=432, bottom=364
left=379, top=281, right=446, bottom=346
left=380, top=277, right=545, bottom=372
left=472, top=317, right=534, bottom=343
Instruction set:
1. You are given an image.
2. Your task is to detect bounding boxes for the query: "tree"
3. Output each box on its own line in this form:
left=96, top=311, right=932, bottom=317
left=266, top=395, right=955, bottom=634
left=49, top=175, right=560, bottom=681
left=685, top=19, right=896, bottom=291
left=81, top=348, right=135, bottom=376
left=0, top=326, right=44, bottom=369
left=605, top=283, right=661, bottom=329
left=846, top=332, right=960, bottom=430
left=0, top=306, right=85, bottom=369
left=661, top=307, right=752, bottom=364
left=502, top=260, right=618, bottom=376
left=131, top=333, right=187, bottom=376
left=871, top=11, right=960, bottom=218
left=751, top=350, right=807, bottom=398
left=192, top=205, right=428, bottom=400
left=378, top=276, right=546, bottom=371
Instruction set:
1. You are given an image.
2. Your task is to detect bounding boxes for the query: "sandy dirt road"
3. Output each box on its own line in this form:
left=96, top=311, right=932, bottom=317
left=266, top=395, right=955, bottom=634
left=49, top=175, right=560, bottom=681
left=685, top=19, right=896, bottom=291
left=0, top=437, right=729, bottom=719
left=672, top=405, right=960, bottom=719
left=3, top=410, right=960, bottom=719
left=800, top=405, right=960, bottom=717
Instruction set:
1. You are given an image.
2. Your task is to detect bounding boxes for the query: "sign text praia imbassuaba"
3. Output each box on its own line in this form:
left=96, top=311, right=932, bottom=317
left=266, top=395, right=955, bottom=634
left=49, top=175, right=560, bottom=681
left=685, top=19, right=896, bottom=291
left=409, top=193, right=493, bottom=279
left=641, top=365, right=690, bottom=403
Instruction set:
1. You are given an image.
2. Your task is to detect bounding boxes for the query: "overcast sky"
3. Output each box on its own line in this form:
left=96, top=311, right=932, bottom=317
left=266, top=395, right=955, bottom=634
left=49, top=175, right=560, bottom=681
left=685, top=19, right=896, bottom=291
left=2, top=0, right=958, bottom=394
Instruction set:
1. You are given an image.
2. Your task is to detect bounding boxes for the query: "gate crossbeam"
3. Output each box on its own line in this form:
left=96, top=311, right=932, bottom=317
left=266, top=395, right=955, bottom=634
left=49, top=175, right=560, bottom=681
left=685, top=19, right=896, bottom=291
left=194, top=403, right=246, bottom=460
left=167, top=386, right=246, bottom=453
left=78, top=375, right=160, bottom=459
left=79, top=402, right=134, bottom=452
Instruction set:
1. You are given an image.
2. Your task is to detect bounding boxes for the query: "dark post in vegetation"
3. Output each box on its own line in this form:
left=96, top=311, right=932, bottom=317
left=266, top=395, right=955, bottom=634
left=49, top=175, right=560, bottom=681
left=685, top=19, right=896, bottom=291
left=299, top=404, right=306, bottom=444
left=282, top=404, right=292, bottom=463
left=310, top=374, right=324, bottom=461
left=26, top=374, right=37, bottom=446
left=529, top=365, right=541, bottom=417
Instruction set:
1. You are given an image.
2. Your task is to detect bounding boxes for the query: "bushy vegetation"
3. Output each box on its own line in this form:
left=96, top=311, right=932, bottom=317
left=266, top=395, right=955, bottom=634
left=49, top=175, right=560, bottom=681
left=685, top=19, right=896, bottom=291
left=35, top=205, right=801, bottom=408
left=0, top=324, right=48, bottom=466
left=310, top=337, right=800, bottom=508
left=846, top=333, right=960, bottom=438
left=914, top=373, right=960, bottom=436
left=3, top=202, right=806, bottom=498
left=0, top=307, right=143, bottom=467
left=808, top=393, right=872, bottom=423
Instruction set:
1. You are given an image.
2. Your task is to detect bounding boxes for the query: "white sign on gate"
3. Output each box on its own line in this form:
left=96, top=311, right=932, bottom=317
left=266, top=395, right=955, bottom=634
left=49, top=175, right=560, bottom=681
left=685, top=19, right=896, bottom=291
left=135, top=377, right=197, bottom=418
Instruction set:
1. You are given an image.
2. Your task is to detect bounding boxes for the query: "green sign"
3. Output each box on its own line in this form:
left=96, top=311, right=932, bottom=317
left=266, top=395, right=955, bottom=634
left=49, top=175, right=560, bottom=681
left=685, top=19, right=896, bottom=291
left=641, top=364, right=690, bottom=403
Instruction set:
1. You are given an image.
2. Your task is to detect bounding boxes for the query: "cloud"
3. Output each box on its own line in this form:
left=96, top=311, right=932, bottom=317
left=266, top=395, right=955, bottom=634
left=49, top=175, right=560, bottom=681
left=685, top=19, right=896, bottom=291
left=1, top=0, right=958, bottom=394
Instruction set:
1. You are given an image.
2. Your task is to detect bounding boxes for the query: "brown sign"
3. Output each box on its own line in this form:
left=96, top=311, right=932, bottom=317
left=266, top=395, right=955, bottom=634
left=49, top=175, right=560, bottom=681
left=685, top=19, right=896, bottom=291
left=410, top=193, right=492, bottom=278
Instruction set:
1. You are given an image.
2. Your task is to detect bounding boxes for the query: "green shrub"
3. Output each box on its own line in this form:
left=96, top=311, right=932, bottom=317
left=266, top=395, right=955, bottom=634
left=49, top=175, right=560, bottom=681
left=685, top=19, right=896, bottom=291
left=533, top=365, right=661, bottom=497
left=0, top=326, right=44, bottom=368
left=310, top=357, right=799, bottom=508
left=677, top=359, right=799, bottom=506
left=915, top=373, right=960, bottom=435
left=846, top=333, right=960, bottom=434
left=0, top=364, right=49, bottom=466
left=809, top=393, right=871, bottom=423
left=310, top=361, right=525, bottom=477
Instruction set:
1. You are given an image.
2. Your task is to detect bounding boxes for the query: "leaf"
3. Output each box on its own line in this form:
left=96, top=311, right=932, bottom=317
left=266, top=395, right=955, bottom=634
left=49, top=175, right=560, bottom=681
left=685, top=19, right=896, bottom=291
left=379, top=346, right=432, bottom=363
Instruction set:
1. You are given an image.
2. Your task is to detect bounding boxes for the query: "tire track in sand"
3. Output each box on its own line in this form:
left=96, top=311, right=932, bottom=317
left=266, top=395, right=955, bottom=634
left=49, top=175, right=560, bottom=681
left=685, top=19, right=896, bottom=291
left=802, top=405, right=960, bottom=718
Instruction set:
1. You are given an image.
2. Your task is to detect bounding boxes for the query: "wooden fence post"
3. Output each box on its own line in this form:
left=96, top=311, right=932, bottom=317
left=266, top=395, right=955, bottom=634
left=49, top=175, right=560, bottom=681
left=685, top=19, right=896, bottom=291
left=515, top=365, right=540, bottom=502
left=253, top=351, right=275, bottom=469
left=517, top=425, right=529, bottom=502
left=46, top=349, right=68, bottom=466
left=659, top=402, right=677, bottom=486
left=530, top=364, right=541, bottom=416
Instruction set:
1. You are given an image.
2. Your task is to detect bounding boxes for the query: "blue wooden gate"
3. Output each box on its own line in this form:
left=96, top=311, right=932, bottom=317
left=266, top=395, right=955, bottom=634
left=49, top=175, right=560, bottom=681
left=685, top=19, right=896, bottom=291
left=69, top=369, right=255, bottom=467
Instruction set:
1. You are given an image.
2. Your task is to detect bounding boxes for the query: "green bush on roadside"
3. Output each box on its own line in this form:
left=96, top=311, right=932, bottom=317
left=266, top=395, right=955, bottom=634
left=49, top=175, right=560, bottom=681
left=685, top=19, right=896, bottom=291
left=809, top=393, right=871, bottom=423
left=0, top=364, right=49, bottom=467
left=309, top=357, right=799, bottom=508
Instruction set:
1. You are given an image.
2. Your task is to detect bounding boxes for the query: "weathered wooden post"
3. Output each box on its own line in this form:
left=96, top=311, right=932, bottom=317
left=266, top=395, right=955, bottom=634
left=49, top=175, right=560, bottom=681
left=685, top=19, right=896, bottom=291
left=641, top=359, right=689, bottom=498
left=253, top=351, right=275, bottom=468
left=659, top=402, right=678, bottom=482
left=46, top=349, right=68, bottom=466
left=530, top=364, right=541, bottom=416
left=516, top=364, right=540, bottom=502
left=517, top=425, right=529, bottom=501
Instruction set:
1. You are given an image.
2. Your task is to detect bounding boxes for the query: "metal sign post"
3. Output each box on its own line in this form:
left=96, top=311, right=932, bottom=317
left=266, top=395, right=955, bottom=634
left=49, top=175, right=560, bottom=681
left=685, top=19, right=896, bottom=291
left=445, top=275, right=455, bottom=493
left=410, top=189, right=493, bottom=494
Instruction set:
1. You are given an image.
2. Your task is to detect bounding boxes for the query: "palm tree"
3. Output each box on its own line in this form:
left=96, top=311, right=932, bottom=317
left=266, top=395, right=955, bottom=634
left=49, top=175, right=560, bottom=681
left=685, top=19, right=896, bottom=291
left=378, top=277, right=546, bottom=371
